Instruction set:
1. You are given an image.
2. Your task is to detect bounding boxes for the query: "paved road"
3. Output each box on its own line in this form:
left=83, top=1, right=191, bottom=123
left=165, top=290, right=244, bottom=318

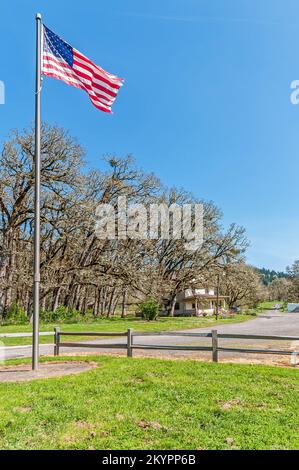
left=2, top=311, right=299, bottom=365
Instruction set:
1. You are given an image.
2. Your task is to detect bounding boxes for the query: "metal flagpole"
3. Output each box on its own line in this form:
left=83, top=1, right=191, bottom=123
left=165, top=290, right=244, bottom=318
left=32, top=13, right=42, bottom=370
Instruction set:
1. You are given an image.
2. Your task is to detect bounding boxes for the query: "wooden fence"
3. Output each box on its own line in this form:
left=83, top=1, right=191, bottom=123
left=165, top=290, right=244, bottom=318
left=0, top=331, right=53, bottom=351
left=0, top=332, right=53, bottom=339
left=53, top=328, right=299, bottom=364
left=53, top=328, right=128, bottom=357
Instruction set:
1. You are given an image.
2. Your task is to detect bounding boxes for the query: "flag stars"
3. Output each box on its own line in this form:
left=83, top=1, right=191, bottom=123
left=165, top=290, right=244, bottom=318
left=44, top=25, right=74, bottom=67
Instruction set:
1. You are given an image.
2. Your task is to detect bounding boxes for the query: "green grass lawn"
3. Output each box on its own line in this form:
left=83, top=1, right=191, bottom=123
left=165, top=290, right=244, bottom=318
left=244, top=300, right=284, bottom=315
left=258, top=300, right=281, bottom=310
left=0, top=356, right=298, bottom=450
left=0, top=314, right=254, bottom=347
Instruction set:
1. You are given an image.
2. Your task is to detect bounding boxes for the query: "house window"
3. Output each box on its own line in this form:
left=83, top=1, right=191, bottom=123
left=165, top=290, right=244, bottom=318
left=175, top=302, right=180, bottom=310
left=205, top=288, right=209, bottom=294
left=192, top=303, right=196, bottom=309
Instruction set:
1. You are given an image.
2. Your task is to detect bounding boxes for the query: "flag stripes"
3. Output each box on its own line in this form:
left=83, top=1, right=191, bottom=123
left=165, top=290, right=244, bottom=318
left=42, top=25, right=123, bottom=113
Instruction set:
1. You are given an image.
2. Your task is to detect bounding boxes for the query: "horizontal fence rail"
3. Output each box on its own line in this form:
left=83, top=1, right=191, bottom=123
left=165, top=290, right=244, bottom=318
left=53, top=328, right=299, bottom=365
left=59, top=343, right=128, bottom=349
left=0, top=331, right=54, bottom=351
left=132, top=345, right=212, bottom=351
left=217, top=347, right=296, bottom=355
left=131, top=331, right=212, bottom=337
left=0, top=332, right=53, bottom=338
left=217, top=333, right=299, bottom=341
left=58, top=331, right=127, bottom=337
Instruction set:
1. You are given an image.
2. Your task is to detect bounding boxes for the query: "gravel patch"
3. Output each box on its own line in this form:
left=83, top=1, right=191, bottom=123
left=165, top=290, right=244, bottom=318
left=0, top=361, right=97, bottom=382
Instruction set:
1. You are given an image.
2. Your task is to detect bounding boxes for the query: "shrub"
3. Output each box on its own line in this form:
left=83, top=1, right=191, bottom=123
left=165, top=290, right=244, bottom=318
left=40, top=306, right=82, bottom=323
left=3, top=303, right=28, bottom=325
left=139, top=299, right=160, bottom=321
left=281, top=301, right=288, bottom=312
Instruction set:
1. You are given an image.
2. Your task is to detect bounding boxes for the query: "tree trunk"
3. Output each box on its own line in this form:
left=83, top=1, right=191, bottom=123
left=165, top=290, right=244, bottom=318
left=107, top=287, right=116, bottom=318
left=52, top=286, right=62, bottom=311
left=168, top=294, right=177, bottom=317
left=121, top=289, right=128, bottom=318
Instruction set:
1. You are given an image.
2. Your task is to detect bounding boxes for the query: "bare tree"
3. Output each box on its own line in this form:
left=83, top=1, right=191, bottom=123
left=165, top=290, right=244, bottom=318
left=0, top=124, right=250, bottom=321
left=219, top=263, right=265, bottom=309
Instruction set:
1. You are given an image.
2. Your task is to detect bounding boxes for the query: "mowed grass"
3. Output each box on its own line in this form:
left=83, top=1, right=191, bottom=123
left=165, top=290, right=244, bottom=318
left=0, top=356, right=298, bottom=450
left=258, top=300, right=281, bottom=310
left=0, top=314, right=254, bottom=346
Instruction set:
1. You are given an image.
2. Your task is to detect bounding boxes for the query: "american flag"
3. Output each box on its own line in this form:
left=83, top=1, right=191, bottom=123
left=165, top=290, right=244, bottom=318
left=42, top=25, right=124, bottom=113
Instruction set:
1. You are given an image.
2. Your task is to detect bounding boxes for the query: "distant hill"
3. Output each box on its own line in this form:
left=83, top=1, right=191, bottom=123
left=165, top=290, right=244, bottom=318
left=257, top=268, right=289, bottom=286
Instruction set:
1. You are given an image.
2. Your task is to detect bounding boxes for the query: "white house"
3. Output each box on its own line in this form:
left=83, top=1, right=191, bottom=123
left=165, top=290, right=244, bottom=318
left=161, top=287, right=227, bottom=317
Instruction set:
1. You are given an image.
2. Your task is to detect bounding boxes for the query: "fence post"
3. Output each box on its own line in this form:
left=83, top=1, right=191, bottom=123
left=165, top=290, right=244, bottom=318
left=54, top=327, right=60, bottom=357
left=212, top=329, right=218, bottom=363
left=127, top=328, right=133, bottom=358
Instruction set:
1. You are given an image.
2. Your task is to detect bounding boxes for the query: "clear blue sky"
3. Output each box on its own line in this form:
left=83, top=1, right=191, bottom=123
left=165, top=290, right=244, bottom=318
left=1, top=0, right=299, bottom=271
